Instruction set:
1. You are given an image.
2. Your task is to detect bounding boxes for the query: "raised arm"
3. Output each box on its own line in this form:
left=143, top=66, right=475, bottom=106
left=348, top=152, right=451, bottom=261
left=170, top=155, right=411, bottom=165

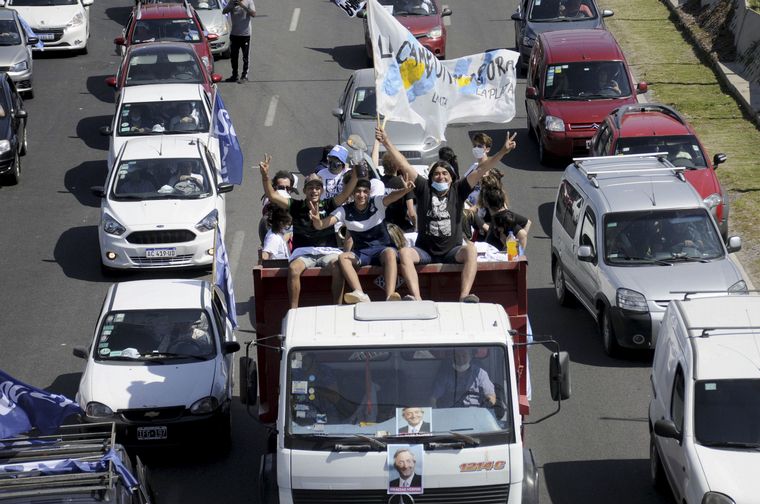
left=381, top=177, right=415, bottom=207
left=333, top=163, right=360, bottom=206
left=466, top=132, right=517, bottom=189
left=259, top=154, right=289, bottom=209
left=375, top=126, right=418, bottom=182
left=308, top=201, right=338, bottom=230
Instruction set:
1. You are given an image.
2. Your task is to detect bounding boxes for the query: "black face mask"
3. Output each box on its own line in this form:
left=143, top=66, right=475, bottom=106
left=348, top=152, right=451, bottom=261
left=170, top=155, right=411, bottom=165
left=329, top=159, right=344, bottom=172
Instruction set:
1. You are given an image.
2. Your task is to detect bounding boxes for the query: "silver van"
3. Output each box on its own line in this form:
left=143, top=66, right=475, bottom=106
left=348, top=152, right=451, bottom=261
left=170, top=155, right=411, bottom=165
left=550, top=154, right=746, bottom=356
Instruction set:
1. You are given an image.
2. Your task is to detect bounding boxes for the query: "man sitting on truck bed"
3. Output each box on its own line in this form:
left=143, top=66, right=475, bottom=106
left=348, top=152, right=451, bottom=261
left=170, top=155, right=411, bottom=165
left=259, top=154, right=359, bottom=308
left=376, top=127, right=518, bottom=302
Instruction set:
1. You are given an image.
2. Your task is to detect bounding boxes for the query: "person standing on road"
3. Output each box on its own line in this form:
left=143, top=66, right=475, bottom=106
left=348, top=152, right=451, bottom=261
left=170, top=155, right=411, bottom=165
left=223, top=0, right=256, bottom=83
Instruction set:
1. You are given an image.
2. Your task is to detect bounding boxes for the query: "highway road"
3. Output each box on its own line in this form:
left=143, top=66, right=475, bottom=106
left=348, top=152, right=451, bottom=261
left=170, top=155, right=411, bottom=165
left=0, top=0, right=671, bottom=502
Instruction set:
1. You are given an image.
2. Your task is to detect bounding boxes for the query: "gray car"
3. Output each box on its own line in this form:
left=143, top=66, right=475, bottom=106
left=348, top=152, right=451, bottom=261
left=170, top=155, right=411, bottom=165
left=188, top=0, right=230, bottom=58
left=551, top=154, right=746, bottom=357
left=0, top=8, right=35, bottom=96
left=332, top=68, right=443, bottom=167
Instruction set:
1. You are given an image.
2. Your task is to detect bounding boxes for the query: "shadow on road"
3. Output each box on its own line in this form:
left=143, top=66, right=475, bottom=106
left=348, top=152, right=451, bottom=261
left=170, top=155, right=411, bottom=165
left=307, top=45, right=367, bottom=71
left=53, top=226, right=104, bottom=282
left=536, top=201, right=553, bottom=241
left=87, top=75, right=116, bottom=105
left=76, top=115, right=112, bottom=151
left=64, top=160, right=109, bottom=207
left=104, top=6, right=131, bottom=26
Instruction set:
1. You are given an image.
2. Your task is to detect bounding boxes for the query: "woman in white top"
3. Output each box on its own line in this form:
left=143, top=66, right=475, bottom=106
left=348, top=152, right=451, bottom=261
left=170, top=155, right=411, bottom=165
left=262, top=206, right=293, bottom=260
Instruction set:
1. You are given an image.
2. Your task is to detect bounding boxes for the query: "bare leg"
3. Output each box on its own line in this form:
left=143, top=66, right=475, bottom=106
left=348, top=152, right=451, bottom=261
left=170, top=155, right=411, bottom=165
left=330, top=260, right=345, bottom=305
left=456, top=242, right=478, bottom=300
left=287, top=259, right=307, bottom=309
left=399, top=247, right=422, bottom=300
left=380, top=248, right=398, bottom=299
left=339, top=252, right=362, bottom=293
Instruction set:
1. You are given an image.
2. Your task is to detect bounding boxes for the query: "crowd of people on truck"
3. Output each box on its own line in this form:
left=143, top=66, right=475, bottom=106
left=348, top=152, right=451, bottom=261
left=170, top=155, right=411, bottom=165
left=258, top=124, right=531, bottom=307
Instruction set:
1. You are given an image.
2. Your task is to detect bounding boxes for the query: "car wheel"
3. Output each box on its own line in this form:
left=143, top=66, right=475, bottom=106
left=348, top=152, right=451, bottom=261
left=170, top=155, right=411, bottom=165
left=650, top=433, right=668, bottom=493
left=600, top=307, right=621, bottom=357
left=4, top=150, right=20, bottom=185
left=19, top=125, right=28, bottom=156
left=553, top=260, right=574, bottom=307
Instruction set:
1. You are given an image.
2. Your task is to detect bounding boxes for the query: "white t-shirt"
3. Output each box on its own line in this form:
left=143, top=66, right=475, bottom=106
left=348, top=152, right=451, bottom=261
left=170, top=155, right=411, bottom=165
left=262, top=230, right=289, bottom=260
left=317, top=166, right=350, bottom=200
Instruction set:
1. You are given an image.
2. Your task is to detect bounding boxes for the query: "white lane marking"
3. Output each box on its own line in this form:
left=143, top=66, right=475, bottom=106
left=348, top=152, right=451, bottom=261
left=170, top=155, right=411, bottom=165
left=443, top=4, right=451, bottom=26
left=229, top=230, right=245, bottom=278
left=289, top=8, right=301, bottom=32
left=264, top=95, right=279, bottom=127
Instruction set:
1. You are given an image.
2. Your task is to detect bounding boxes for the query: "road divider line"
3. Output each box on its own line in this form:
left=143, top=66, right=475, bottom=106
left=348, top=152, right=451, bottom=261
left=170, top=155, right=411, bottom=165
left=289, top=8, right=300, bottom=32
left=264, top=96, right=279, bottom=127
left=443, top=4, right=451, bottom=26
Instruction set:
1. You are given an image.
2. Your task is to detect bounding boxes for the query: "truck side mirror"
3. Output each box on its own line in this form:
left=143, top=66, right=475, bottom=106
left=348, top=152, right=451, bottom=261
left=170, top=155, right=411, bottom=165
left=223, top=341, right=241, bottom=354
left=356, top=9, right=366, bottom=18
left=637, top=82, right=648, bottom=93
left=602, top=9, right=614, bottom=17
left=14, top=109, right=27, bottom=119
left=91, top=186, right=105, bottom=198
left=217, top=182, right=234, bottom=194
left=99, top=125, right=112, bottom=136
left=72, top=347, right=88, bottom=359
left=525, top=87, right=538, bottom=100
left=331, top=107, right=344, bottom=120
left=441, top=7, right=452, bottom=16
left=114, top=36, right=126, bottom=46
left=577, top=245, right=594, bottom=262
left=549, top=351, right=571, bottom=401
left=239, top=355, right=258, bottom=405
left=105, top=76, right=117, bottom=88
left=511, top=12, right=523, bottom=21
left=654, top=419, right=682, bottom=442
left=713, top=153, right=727, bottom=168
left=726, top=236, right=741, bottom=253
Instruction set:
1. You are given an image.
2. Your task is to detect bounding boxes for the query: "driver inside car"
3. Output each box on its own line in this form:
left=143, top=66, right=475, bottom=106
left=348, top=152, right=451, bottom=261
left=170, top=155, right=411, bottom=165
left=431, top=348, right=497, bottom=408
left=597, top=64, right=621, bottom=96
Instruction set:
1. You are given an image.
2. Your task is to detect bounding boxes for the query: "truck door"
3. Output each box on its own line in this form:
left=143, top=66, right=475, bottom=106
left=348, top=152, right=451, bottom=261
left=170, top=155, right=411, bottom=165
left=570, top=207, right=599, bottom=306
left=660, top=364, right=687, bottom=501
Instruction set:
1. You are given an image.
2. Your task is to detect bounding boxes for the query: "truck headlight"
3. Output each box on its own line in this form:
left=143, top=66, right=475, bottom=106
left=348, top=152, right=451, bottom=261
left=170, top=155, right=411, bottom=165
left=702, top=493, right=735, bottom=504
left=617, top=288, right=648, bottom=312
left=545, top=115, right=565, bottom=132
left=728, top=280, right=748, bottom=294
left=85, top=402, right=113, bottom=418
left=703, top=193, right=721, bottom=210
left=103, top=213, right=126, bottom=236
left=10, top=60, right=28, bottom=72
left=190, top=396, right=219, bottom=415
left=0, top=140, right=10, bottom=154
left=428, top=26, right=442, bottom=39
left=195, top=209, right=218, bottom=232
left=67, top=12, right=84, bottom=28
left=522, top=36, right=535, bottom=47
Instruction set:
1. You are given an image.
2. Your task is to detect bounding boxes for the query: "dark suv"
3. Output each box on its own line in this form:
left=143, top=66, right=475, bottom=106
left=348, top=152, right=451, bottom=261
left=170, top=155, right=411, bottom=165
left=0, top=72, right=27, bottom=185
left=589, top=103, right=728, bottom=239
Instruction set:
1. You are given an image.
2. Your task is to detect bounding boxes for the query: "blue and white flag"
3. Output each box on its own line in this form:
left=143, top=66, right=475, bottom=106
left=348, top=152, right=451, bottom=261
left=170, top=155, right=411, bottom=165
left=0, top=370, right=83, bottom=438
left=214, top=227, right=238, bottom=328
left=212, top=92, right=244, bottom=185
left=18, top=16, right=44, bottom=51
left=332, top=0, right=366, bottom=17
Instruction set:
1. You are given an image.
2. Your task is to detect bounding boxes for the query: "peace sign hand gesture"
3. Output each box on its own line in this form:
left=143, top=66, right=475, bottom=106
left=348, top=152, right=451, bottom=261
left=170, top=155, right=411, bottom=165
left=258, top=153, right=272, bottom=178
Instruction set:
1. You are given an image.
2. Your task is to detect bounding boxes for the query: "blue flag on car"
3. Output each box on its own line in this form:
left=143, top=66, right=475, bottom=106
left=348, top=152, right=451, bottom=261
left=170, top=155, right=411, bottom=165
left=0, top=370, right=83, bottom=438
left=212, top=92, right=244, bottom=185
left=18, top=16, right=44, bottom=51
left=214, top=227, right=238, bottom=328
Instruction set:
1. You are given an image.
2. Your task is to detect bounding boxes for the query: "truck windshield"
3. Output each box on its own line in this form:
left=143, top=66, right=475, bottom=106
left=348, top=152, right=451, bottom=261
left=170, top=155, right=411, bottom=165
left=695, top=379, right=760, bottom=448
left=286, top=345, right=513, bottom=443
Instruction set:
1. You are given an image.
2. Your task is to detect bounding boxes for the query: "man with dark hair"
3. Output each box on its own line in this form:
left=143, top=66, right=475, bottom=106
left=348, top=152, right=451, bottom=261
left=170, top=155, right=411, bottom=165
left=223, top=0, right=256, bottom=83
left=389, top=448, right=422, bottom=490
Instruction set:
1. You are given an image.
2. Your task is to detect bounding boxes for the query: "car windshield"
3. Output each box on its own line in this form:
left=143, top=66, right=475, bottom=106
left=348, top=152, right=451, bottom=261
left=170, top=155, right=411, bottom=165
left=0, top=19, right=21, bottom=46
left=94, top=309, right=215, bottom=362
left=8, top=0, right=78, bottom=5
left=544, top=61, right=632, bottom=100
left=125, top=48, right=203, bottom=87
left=286, top=345, right=514, bottom=446
left=695, top=379, right=760, bottom=448
left=117, top=100, right=209, bottom=136
left=351, top=87, right=377, bottom=119
left=529, top=0, right=598, bottom=21
left=131, top=19, right=201, bottom=44
left=615, top=135, right=708, bottom=169
left=188, top=0, right=219, bottom=9
left=378, top=0, right=437, bottom=15
left=604, top=208, right=724, bottom=265
left=112, top=157, right=211, bottom=199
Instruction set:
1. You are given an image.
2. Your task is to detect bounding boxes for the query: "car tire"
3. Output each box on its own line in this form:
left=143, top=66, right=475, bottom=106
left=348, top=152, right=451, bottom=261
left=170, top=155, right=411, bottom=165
left=19, top=125, right=28, bottom=156
left=4, top=150, right=20, bottom=185
left=553, top=259, right=574, bottom=307
left=650, top=433, right=668, bottom=493
left=600, top=307, right=622, bottom=358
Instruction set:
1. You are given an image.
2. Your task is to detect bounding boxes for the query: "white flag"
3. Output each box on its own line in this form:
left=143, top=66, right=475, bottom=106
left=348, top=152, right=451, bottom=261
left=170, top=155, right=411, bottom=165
left=332, top=0, right=367, bottom=17
left=367, top=0, right=518, bottom=142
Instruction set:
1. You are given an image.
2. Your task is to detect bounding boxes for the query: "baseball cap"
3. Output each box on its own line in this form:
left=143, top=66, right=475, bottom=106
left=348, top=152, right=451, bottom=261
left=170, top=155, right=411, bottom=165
left=303, top=173, right=324, bottom=188
left=327, top=145, right=349, bottom=164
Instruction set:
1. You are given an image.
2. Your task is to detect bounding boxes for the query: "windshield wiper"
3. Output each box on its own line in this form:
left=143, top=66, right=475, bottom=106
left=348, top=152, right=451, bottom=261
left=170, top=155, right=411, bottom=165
left=613, top=254, right=672, bottom=266
left=424, top=431, right=480, bottom=450
left=146, top=352, right=207, bottom=361
left=663, top=253, right=709, bottom=263
left=332, top=434, right=387, bottom=452
left=700, top=440, right=760, bottom=450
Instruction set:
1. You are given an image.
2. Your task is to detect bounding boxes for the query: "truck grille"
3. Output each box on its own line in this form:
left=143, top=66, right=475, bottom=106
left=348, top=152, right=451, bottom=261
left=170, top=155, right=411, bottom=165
left=568, top=122, right=600, bottom=131
left=292, top=484, right=509, bottom=503
left=127, top=230, right=196, bottom=244
left=120, top=406, right=186, bottom=422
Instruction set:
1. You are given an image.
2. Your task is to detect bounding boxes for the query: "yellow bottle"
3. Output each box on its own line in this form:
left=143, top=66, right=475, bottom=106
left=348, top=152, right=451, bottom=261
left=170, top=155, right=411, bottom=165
left=506, top=231, right=518, bottom=261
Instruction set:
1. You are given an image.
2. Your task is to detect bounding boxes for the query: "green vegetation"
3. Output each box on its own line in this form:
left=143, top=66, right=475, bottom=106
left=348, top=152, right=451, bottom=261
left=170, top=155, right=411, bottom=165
left=600, top=0, right=760, bottom=282
left=749, top=0, right=760, bottom=11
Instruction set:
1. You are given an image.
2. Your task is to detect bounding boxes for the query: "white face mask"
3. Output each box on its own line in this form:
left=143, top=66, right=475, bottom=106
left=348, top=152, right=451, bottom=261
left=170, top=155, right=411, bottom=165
left=453, top=362, right=471, bottom=372
left=472, top=147, right=486, bottom=160
left=276, top=189, right=290, bottom=198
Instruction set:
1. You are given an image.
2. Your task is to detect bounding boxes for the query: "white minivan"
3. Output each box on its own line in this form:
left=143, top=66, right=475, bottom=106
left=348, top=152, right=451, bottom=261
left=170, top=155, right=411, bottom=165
left=649, top=294, right=760, bottom=504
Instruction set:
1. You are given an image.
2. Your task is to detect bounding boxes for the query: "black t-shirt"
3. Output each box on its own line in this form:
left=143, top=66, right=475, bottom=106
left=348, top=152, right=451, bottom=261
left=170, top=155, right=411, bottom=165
left=381, top=175, right=415, bottom=232
left=289, top=197, right=339, bottom=249
left=414, top=174, right=472, bottom=256
left=485, top=210, right=529, bottom=250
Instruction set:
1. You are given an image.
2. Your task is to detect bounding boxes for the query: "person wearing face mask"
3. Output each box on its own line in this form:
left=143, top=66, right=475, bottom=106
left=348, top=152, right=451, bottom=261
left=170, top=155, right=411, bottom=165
left=376, top=126, right=517, bottom=302
left=432, top=348, right=496, bottom=408
left=463, top=132, right=494, bottom=208
left=316, top=145, right=350, bottom=200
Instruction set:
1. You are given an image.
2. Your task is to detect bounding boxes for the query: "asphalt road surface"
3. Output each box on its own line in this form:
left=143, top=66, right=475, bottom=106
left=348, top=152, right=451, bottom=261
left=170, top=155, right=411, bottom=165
left=0, top=0, right=672, bottom=502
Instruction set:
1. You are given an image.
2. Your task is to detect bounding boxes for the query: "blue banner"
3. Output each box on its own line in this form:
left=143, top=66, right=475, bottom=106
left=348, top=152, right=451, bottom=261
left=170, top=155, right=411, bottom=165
left=214, top=227, right=238, bottom=328
left=18, top=16, right=44, bottom=50
left=213, top=92, right=244, bottom=185
left=0, top=370, right=83, bottom=438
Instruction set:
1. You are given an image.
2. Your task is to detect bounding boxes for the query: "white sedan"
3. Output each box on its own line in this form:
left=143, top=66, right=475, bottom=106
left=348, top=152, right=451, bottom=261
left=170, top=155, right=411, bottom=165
left=73, top=278, right=240, bottom=449
left=4, top=0, right=91, bottom=54
left=92, top=135, right=232, bottom=272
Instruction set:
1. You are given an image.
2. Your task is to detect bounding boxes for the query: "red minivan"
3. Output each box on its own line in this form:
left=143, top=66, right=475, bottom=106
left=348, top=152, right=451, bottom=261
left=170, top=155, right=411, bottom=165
left=525, top=29, right=647, bottom=164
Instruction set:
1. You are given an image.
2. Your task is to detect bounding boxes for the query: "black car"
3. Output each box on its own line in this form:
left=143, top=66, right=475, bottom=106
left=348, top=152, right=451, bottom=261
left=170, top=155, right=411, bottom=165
left=0, top=72, right=27, bottom=185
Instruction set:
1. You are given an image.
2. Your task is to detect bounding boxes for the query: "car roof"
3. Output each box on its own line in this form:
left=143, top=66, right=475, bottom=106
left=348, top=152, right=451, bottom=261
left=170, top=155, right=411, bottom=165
left=119, top=135, right=204, bottom=160
left=565, top=156, right=702, bottom=214
left=540, top=29, right=624, bottom=63
left=352, top=68, right=374, bottom=87
left=137, top=3, right=193, bottom=19
left=109, top=279, right=211, bottom=311
left=120, top=83, right=206, bottom=102
left=611, top=104, right=693, bottom=137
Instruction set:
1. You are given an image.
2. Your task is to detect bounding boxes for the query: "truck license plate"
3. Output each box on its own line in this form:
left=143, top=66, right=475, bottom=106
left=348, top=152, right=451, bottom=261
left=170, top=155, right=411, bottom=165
left=38, top=33, right=55, bottom=41
left=146, top=248, right=176, bottom=258
left=136, top=426, right=167, bottom=441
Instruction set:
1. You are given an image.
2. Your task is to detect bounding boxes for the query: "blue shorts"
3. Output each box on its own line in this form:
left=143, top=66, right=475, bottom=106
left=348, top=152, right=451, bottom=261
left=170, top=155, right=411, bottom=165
left=352, top=246, right=397, bottom=266
left=413, top=245, right=462, bottom=265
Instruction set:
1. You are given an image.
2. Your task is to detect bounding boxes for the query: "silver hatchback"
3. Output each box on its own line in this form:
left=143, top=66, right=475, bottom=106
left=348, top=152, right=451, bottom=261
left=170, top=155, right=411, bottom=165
left=0, top=8, right=35, bottom=96
left=550, top=154, right=746, bottom=357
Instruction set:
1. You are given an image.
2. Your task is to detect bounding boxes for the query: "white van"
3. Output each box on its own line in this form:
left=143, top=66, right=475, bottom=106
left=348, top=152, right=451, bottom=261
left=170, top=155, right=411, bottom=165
left=649, top=294, right=760, bottom=503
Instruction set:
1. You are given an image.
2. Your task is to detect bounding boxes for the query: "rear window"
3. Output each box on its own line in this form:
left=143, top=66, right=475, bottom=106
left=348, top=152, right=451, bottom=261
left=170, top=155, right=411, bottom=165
left=125, top=49, right=203, bottom=86
left=544, top=61, right=631, bottom=100
left=615, top=135, right=707, bottom=169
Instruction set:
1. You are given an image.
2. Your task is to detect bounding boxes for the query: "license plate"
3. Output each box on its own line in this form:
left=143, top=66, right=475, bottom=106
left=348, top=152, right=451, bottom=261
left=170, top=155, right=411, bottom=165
left=146, top=248, right=176, bottom=258
left=585, top=139, right=592, bottom=149
left=136, top=426, right=167, bottom=441
left=37, top=33, right=55, bottom=41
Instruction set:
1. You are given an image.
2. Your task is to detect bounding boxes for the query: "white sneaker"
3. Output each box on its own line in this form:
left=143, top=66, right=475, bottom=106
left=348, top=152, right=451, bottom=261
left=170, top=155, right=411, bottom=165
left=344, top=290, right=370, bottom=304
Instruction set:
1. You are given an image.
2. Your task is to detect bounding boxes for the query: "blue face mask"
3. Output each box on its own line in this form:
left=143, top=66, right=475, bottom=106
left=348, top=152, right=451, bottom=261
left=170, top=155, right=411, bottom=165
left=431, top=181, right=449, bottom=192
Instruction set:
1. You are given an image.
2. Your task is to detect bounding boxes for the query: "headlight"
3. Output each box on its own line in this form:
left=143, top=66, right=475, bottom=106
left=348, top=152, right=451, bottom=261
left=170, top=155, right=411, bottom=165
left=423, top=136, right=438, bottom=148
left=85, top=402, right=113, bottom=418
left=703, top=192, right=721, bottom=210
left=617, top=288, right=648, bottom=312
left=545, top=115, right=565, bottom=132
left=190, top=396, right=219, bottom=415
left=428, top=26, right=442, bottom=39
left=0, top=140, right=10, bottom=155
left=702, top=493, right=735, bottom=504
left=728, top=280, right=748, bottom=294
left=102, top=213, right=126, bottom=236
left=10, top=60, right=28, bottom=72
left=195, top=209, right=218, bottom=232
left=210, top=23, right=229, bottom=36
left=522, top=36, right=535, bottom=47
left=67, top=12, right=84, bottom=27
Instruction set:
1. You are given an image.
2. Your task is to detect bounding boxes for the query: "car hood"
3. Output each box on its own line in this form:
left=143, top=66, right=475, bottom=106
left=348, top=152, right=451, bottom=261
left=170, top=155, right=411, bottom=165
left=543, top=96, right=637, bottom=125
left=395, top=14, right=440, bottom=35
left=106, top=197, right=218, bottom=227
left=0, top=44, right=28, bottom=66
left=607, top=258, right=741, bottom=300
left=87, top=359, right=216, bottom=410
left=9, top=4, right=81, bottom=28
left=196, top=10, right=226, bottom=30
left=683, top=167, right=720, bottom=199
left=346, top=117, right=430, bottom=151
left=526, top=18, right=603, bottom=37
left=694, top=445, right=760, bottom=502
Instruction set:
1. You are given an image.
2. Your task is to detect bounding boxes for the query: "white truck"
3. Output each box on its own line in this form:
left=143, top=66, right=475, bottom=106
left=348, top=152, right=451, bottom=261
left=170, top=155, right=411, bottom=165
left=242, top=300, right=570, bottom=503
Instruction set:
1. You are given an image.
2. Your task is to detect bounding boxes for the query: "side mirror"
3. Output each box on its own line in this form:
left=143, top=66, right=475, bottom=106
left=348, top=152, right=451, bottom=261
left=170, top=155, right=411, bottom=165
left=223, top=341, right=240, bottom=354
left=27, top=36, right=38, bottom=45
left=637, top=82, right=648, bottom=93
left=14, top=109, right=27, bottom=119
left=82, top=0, right=93, bottom=5
left=114, top=36, right=126, bottom=46
left=577, top=244, right=594, bottom=261
left=356, top=9, right=366, bottom=19
left=104, top=76, right=117, bottom=88
left=602, top=9, right=614, bottom=17
left=72, top=347, right=88, bottom=359
left=91, top=186, right=105, bottom=198
left=713, top=153, right=727, bottom=167
left=207, top=33, right=219, bottom=42
left=441, top=7, right=452, bottom=16
left=99, top=125, right=112, bottom=136
left=726, top=236, right=741, bottom=253
left=549, top=351, right=571, bottom=401
left=511, top=12, right=523, bottom=21
left=331, top=107, right=344, bottom=119
left=654, top=419, right=682, bottom=442
left=217, top=182, right=234, bottom=194
left=211, top=73, right=223, bottom=83
left=525, top=87, right=538, bottom=100
left=239, top=356, right=258, bottom=405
